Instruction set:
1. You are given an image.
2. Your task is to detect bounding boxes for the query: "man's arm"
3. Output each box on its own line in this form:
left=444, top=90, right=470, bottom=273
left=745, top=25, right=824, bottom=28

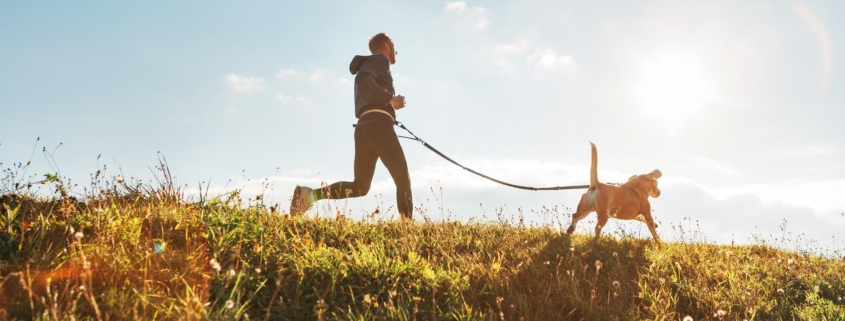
left=355, top=56, right=393, bottom=106
left=355, top=72, right=393, bottom=106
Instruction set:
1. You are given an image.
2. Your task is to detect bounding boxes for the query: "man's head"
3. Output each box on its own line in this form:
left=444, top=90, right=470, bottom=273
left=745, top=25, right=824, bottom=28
left=369, top=32, right=397, bottom=64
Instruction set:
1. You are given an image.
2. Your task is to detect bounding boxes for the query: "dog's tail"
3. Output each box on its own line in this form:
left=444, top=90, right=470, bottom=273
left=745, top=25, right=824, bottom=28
left=589, top=142, right=599, bottom=187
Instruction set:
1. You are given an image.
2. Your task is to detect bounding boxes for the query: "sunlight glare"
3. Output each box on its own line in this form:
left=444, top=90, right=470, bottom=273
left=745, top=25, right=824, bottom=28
left=636, top=54, right=712, bottom=128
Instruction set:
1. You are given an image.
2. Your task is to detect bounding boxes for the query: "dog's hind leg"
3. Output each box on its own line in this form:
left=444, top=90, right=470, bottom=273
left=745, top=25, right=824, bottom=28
left=566, top=193, right=595, bottom=234
left=565, top=210, right=592, bottom=234
left=594, top=209, right=609, bottom=239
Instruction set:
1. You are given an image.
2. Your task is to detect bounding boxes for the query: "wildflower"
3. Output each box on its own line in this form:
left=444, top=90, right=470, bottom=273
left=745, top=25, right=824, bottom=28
left=787, top=259, right=793, bottom=265
left=613, top=252, right=618, bottom=257
left=777, top=288, right=784, bottom=294
left=225, top=300, right=235, bottom=309
left=315, top=298, right=328, bottom=310
left=595, top=260, right=603, bottom=270
left=79, top=285, right=85, bottom=291
left=228, top=269, right=236, bottom=277
left=254, top=268, right=261, bottom=274
left=717, top=309, right=726, bottom=317
left=83, top=261, right=91, bottom=270
left=659, top=278, right=665, bottom=284
left=117, top=176, right=125, bottom=184
left=570, top=247, right=575, bottom=253
left=74, top=231, right=84, bottom=239
left=683, top=316, right=693, bottom=321
left=210, top=258, right=221, bottom=272
left=612, top=280, right=620, bottom=288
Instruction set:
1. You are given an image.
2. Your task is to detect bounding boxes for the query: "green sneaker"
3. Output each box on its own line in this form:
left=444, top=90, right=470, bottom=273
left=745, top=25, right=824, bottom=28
left=289, top=186, right=315, bottom=215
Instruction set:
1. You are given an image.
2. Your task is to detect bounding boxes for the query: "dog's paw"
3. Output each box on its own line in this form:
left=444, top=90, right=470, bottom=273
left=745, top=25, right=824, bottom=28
left=565, top=226, right=575, bottom=234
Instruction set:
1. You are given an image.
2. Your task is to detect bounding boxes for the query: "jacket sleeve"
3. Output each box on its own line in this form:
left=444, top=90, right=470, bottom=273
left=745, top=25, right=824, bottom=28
left=355, top=57, right=393, bottom=106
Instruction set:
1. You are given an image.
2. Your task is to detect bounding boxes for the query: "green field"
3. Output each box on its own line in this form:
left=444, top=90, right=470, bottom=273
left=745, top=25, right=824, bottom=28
left=1, top=166, right=844, bottom=320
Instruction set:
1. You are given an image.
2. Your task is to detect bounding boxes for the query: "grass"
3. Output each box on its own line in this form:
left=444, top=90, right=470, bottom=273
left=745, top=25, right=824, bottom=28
left=1, top=159, right=844, bottom=320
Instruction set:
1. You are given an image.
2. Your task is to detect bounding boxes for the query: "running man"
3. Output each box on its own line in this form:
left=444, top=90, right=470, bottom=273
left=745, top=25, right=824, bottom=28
left=289, top=33, right=413, bottom=219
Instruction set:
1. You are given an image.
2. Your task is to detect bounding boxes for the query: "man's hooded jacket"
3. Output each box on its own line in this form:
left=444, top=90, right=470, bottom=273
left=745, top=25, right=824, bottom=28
left=349, top=54, right=396, bottom=122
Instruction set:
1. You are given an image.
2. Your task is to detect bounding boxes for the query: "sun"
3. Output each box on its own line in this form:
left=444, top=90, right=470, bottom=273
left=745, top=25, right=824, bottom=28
left=636, top=54, right=712, bottom=128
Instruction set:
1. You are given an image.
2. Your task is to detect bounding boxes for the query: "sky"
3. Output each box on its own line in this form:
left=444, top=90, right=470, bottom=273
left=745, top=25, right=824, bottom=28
left=1, top=0, right=843, bottom=253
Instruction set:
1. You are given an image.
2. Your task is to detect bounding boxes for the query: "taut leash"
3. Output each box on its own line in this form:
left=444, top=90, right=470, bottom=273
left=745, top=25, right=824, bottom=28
left=393, top=121, right=603, bottom=191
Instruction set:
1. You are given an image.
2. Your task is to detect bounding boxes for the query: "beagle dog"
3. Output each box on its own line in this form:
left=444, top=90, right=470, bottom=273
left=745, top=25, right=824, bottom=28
left=565, top=143, right=662, bottom=243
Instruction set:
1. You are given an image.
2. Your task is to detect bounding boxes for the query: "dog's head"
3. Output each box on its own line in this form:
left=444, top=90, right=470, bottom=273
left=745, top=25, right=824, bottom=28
left=627, top=169, right=662, bottom=198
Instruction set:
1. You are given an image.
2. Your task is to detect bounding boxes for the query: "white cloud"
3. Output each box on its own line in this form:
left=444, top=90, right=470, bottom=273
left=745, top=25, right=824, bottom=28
left=277, top=94, right=293, bottom=102
left=225, top=73, right=265, bottom=93
left=482, top=41, right=530, bottom=69
left=277, top=93, right=310, bottom=107
left=444, top=2, right=488, bottom=30
left=278, top=68, right=331, bottom=83
left=277, top=69, right=302, bottom=80
left=482, top=42, right=576, bottom=73
left=337, top=77, right=353, bottom=85
left=527, top=48, right=576, bottom=70
left=444, top=2, right=467, bottom=12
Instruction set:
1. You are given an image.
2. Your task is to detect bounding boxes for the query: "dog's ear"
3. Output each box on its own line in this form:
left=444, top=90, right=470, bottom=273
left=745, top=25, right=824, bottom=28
left=648, top=169, right=662, bottom=179
left=628, top=175, right=638, bottom=181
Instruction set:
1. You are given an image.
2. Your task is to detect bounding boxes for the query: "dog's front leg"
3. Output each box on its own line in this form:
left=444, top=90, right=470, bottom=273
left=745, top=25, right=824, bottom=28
left=640, top=203, right=661, bottom=243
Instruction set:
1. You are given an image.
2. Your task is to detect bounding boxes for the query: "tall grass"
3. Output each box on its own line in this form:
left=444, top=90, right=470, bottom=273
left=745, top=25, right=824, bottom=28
left=1, top=156, right=843, bottom=320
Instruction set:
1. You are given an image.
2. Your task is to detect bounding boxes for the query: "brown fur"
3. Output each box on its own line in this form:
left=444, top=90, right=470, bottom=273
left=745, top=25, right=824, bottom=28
left=565, top=142, right=663, bottom=243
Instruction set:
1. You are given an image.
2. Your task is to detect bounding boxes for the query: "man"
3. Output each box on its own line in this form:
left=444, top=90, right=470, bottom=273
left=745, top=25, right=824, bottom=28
left=289, top=33, right=413, bottom=219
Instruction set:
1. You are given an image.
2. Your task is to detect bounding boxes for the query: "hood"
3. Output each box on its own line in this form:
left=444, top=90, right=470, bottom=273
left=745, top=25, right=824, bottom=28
left=349, top=55, right=372, bottom=75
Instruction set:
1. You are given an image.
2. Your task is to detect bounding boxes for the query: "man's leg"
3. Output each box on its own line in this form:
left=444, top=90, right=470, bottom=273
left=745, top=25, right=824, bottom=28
left=369, top=124, right=413, bottom=219
left=289, top=126, right=378, bottom=215
left=318, top=125, right=379, bottom=200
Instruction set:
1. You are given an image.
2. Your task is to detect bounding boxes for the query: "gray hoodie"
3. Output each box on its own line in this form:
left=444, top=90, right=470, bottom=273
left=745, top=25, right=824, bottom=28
left=349, top=54, right=396, bottom=123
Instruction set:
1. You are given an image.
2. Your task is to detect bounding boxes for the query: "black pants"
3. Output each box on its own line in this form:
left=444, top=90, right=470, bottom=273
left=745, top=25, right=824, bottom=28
left=322, top=121, right=413, bottom=218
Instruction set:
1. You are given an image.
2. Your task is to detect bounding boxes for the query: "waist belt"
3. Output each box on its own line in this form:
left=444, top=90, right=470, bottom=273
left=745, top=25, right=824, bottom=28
left=360, top=109, right=395, bottom=123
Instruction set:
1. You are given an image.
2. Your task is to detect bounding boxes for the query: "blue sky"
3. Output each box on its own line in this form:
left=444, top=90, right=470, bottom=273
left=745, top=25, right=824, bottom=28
left=2, top=1, right=843, bottom=252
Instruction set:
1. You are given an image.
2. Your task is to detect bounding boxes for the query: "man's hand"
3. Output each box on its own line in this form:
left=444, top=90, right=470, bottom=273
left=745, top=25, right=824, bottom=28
left=390, top=95, right=406, bottom=110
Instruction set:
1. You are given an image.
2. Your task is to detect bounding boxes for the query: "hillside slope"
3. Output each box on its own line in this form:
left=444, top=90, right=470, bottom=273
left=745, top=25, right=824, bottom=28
left=1, top=190, right=844, bottom=320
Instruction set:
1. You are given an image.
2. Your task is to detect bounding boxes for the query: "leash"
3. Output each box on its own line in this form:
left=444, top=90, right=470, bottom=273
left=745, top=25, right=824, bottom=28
left=393, top=121, right=598, bottom=191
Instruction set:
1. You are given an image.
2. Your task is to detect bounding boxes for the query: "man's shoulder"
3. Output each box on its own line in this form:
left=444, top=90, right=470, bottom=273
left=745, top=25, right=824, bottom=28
left=361, top=54, right=390, bottom=72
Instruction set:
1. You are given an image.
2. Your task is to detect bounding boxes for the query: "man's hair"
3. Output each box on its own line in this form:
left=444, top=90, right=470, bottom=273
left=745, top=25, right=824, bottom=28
left=368, top=33, right=392, bottom=54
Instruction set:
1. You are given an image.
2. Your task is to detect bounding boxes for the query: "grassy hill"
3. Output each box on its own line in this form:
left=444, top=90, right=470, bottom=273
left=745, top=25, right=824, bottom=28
left=1, top=173, right=844, bottom=320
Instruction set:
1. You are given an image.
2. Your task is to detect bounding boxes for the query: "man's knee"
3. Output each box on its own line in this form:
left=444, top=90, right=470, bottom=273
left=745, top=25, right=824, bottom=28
left=352, top=182, right=371, bottom=196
